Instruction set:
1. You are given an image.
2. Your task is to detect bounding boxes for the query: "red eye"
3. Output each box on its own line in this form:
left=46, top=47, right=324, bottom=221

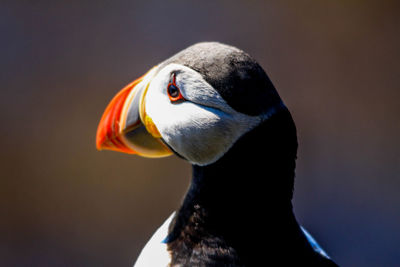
left=167, top=73, right=185, bottom=102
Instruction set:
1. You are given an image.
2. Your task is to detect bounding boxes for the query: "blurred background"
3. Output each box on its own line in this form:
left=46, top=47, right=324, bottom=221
left=1, top=0, right=399, bottom=266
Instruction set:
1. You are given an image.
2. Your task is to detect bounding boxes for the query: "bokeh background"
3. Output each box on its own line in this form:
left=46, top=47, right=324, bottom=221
left=1, top=0, right=399, bottom=266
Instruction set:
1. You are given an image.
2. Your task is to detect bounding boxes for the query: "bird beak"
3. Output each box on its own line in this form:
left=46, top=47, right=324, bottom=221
left=96, top=67, right=173, bottom=158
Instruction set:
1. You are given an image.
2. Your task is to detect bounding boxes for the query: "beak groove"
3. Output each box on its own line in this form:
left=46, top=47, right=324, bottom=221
left=96, top=77, right=143, bottom=154
left=96, top=67, right=173, bottom=158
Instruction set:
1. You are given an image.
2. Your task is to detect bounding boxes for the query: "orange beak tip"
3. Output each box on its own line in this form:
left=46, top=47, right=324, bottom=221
left=96, top=143, right=104, bottom=151
left=95, top=80, right=141, bottom=155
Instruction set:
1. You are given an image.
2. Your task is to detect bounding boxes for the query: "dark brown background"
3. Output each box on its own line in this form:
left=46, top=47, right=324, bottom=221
left=1, top=1, right=399, bottom=266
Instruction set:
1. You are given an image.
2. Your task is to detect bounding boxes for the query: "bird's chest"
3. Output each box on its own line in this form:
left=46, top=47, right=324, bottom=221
left=167, top=232, right=243, bottom=267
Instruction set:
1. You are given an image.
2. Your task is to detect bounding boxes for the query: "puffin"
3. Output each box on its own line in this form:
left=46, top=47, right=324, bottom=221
left=96, top=42, right=338, bottom=266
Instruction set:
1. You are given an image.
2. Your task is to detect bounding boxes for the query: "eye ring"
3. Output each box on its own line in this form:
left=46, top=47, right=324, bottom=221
left=167, top=73, right=185, bottom=102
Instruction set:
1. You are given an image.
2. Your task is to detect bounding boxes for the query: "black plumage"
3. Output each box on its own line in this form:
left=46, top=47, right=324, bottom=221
left=156, top=42, right=339, bottom=266
left=165, top=108, right=337, bottom=266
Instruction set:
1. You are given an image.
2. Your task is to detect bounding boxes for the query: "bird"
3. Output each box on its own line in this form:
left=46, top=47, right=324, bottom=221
left=96, top=42, right=338, bottom=266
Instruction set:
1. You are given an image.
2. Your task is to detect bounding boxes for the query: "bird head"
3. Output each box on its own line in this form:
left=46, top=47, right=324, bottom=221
left=96, top=42, right=284, bottom=166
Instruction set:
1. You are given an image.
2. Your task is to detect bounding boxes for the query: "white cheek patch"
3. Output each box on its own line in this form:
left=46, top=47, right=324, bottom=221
left=144, top=64, right=265, bottom=166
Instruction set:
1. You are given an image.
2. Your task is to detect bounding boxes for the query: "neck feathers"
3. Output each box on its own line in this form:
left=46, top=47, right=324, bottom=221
left=167, top=108, right=305, bottom=265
